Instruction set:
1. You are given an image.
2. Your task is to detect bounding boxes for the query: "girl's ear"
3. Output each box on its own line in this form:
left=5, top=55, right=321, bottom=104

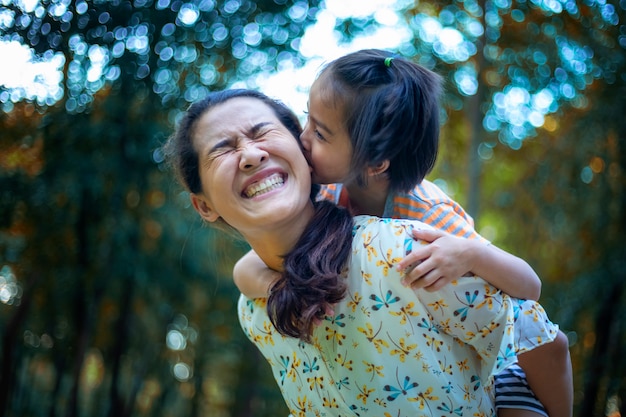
left=190, top=193, right=220, bottom=223
left=367, top=160, right=390, bottom=177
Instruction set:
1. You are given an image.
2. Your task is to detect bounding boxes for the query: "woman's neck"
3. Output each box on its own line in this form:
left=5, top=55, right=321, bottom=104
left=242, top=203, right=316, bottom=271
left=345, top=177, right=390, bottom=217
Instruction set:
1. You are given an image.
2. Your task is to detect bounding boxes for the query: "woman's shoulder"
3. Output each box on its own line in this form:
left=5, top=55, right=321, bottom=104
left=352, top=215, right=433, bottom=231
left=351, top=216, right=434, bottom=253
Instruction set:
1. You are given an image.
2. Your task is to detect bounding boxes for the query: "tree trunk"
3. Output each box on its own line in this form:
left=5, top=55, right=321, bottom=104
left=0, top=274, right=37, bottom=415
left=577, top=281, right=623, bottom=416
left=466, top=0, right=487, bottom=222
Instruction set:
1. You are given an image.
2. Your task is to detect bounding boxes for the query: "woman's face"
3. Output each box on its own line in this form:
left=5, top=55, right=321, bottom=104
left=300, top=77, right=353, bottom=185
left=190, top=97, right=312, bottom=235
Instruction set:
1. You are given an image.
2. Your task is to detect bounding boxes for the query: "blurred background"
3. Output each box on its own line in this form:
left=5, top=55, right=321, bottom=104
left=0, top=0, right=624, bottom=416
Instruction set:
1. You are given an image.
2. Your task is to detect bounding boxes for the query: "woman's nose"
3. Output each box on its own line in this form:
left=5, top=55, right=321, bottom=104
left=239, top=143, right=269, bottom=170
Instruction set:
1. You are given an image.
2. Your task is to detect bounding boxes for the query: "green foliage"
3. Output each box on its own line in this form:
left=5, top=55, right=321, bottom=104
left=0, top=0, right=322, bottom=416
left=1, top=0, right=625, bottom=416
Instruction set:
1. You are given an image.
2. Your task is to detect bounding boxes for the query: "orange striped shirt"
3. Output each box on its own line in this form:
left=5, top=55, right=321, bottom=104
left=317, top=180, right=487, bottom=243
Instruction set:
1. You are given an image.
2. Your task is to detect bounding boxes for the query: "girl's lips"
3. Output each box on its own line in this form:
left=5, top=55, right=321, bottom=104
left=242, top=172, right=286, bottom=198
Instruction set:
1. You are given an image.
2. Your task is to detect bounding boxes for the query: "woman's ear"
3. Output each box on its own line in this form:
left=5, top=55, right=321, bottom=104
left=190, top=193, right=220, bottom=223
left=367, top=160, right=390, bottom=177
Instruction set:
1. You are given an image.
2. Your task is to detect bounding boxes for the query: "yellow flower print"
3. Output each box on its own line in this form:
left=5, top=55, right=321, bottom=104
left=261, top=321, right=275, bottom=346
left=286, top=352, right=301, bottom=382
left=457, top=358, right=470, bottom=372
left=356, top=384, right=375, bottom=404
left=322, top=396, right=339, bottom=408
left=361, top=271, right=372, bottom=285
left=357, top=321, right=389, bottom=353
left=362, top=231, right=378, bottom=262
left=325, top=325, right=346, bottom=345
left=347, top=292, right=362, bottom=312
left=249, top=330, right=263, bottom=345
left=523, top=305, right=542, bottom=322
left=423, top=333, right=444, bottom=352
left=438, top=318, right=451, bottom=333
left=411, top=386, right=438, bottom=411
left=388, top=336, right=417, bottom=362
left=375, top=248, right=403, bottom=276
left=479, top=322, right=501, bottom=338
left=428, top=298, right=449, bottom=314
left=363, top=360, right=385, bottom=381
left=475, top=283, right=501, bottom=310
left=376, top=397, right=388, bottom=408
left=438, top=357, right=453, bottom=375
left=461, top=383, right=476, bottom=402
left=307, top=375, right=324, bottom=390
left=389, top=302, right=420, bottom=326
left=290, top=396, right=310, bottom=417
left=335, top=352, right=353, bottom=371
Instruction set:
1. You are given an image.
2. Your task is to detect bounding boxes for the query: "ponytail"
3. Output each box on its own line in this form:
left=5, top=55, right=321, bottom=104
left=267, top=201, right=353, bottom=342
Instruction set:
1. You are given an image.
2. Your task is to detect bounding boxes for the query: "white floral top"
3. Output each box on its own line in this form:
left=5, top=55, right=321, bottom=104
left=238, top=216, right=559, bottom=417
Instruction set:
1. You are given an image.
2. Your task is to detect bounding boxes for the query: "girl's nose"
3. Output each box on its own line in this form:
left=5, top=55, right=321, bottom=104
left=299, top=125, right=312, bottom=152
left=239, top=143, right=269, bottom=170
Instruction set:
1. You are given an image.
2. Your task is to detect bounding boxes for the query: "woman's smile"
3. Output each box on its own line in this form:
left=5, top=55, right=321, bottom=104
left=243, top=172, right=286, bottom=198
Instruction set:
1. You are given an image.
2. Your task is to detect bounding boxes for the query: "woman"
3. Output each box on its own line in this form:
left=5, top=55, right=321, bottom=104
left=164, top=89, right=561, bottom=416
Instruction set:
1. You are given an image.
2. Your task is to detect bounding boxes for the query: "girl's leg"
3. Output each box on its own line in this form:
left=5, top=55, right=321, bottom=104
left=495, top=365, right=548, bottom=417
left=517, top=330, right=573, bottom=417
left=499, top=409, right=547, bottom=417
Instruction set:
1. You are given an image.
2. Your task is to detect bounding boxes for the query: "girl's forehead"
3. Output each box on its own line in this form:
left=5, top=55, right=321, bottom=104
left=311, top=77, right=344, bottom=111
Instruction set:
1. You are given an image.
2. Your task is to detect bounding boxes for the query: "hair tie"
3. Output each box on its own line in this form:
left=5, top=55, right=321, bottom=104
left=384, top=56, right=394, bottom=67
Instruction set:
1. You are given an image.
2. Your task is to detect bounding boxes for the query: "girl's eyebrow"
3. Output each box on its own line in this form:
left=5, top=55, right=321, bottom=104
left=309, top=113, right=333, bottom=135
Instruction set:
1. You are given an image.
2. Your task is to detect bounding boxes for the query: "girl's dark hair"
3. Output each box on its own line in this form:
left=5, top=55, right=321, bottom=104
left=318, top=49, right=443, bottom=192
left=164, top=89, right=352, bottom=342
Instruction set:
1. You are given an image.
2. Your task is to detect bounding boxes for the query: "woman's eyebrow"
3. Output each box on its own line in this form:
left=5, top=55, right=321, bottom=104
left=208, top=138, right=232, bottom=154
left=207, top=122, right=273, bottom=154
left=247, top=121, right=272, bottom=136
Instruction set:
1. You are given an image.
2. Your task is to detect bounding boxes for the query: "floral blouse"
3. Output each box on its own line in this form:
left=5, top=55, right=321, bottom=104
left=238, top=216, right=559, bottom=417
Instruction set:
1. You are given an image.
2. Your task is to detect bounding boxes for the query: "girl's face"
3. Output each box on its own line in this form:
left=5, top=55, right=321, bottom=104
left=190, top=97, right=312, bottom=235
left=300, top=77, right=353, bottom=185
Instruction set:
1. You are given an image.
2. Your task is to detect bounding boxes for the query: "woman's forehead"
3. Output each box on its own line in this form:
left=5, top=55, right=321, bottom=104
left=197, top=98, right=277, bottom=136
left=211, top=97, right=275, bottom=123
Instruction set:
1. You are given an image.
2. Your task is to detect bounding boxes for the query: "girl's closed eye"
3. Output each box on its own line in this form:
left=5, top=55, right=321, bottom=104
left=303, top=112, right=328, bottom=143
left=314, top=128, right=327, bottom=142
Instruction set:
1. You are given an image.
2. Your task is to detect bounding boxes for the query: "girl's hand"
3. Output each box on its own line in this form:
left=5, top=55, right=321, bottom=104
left=396, top=228, right=477, bottom=291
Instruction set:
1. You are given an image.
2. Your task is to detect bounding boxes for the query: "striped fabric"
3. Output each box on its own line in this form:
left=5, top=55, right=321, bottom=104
left=318, top=180, right=488, bottom=243
left=495, top=364, right=548, bottom=416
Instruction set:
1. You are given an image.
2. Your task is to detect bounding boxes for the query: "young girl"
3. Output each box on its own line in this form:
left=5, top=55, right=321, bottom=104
left=167, top=89, right=564, bottom=417
left=234, top=50, right=573, bottom=416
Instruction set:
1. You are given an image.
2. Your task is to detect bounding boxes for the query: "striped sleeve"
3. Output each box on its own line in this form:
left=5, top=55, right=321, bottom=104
left=316, top=184, right=341, bottom=204
left=391, top=180, right=489, bottom=243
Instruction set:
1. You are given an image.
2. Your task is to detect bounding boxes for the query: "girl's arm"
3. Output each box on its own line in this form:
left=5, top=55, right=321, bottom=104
left=396, top=228, right=541, bottom=300
left=233, top=250, right=280, bottom=298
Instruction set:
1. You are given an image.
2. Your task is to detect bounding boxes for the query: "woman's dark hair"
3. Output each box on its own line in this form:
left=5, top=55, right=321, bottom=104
left=317, top=49, right=443, bottom=192
left=163, top=89, right=303, bottom=195
left=268, top=200, right=352, bottom=342
left=164, top=89, right=352, bottom=342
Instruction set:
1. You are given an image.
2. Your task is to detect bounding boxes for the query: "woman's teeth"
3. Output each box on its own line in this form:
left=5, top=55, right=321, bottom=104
left=244, top=174, right=284, bottom=198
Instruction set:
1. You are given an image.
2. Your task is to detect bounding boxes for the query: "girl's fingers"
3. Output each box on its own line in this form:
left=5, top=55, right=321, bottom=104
left=411, top=228, right=445, bottom=242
